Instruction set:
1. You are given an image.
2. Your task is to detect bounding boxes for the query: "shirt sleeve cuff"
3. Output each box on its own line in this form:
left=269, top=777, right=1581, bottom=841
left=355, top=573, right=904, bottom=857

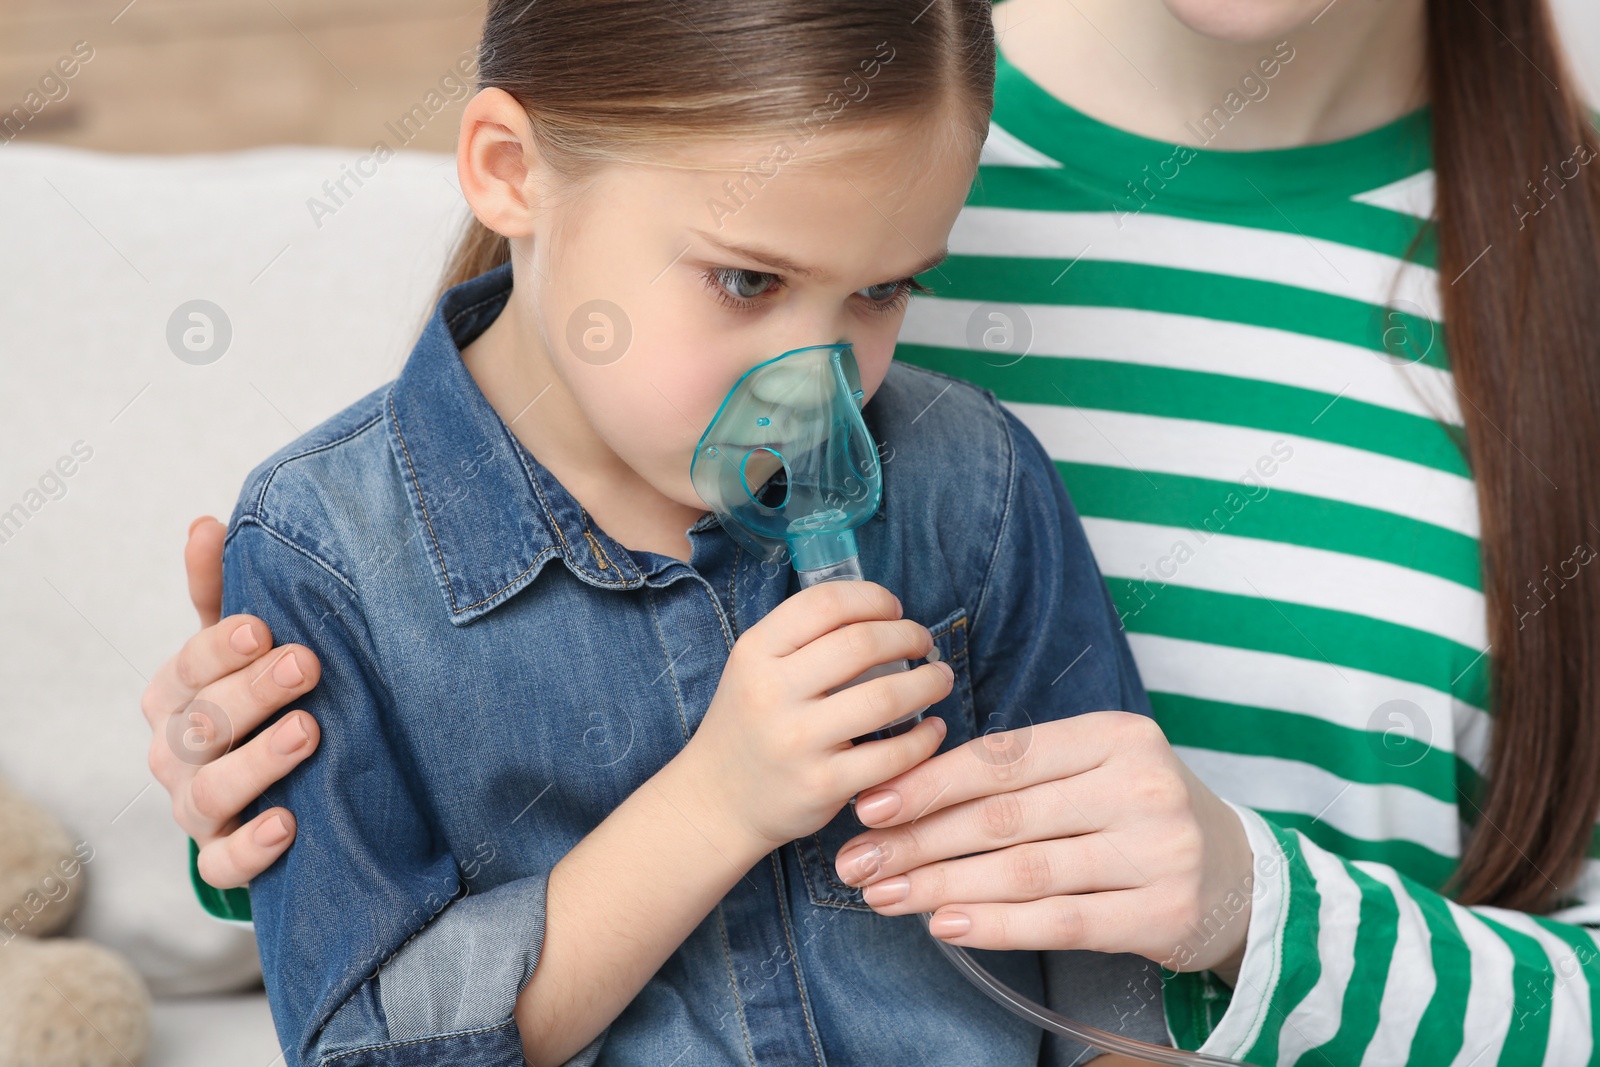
left=1164, top=802, right=1294, bottom=1058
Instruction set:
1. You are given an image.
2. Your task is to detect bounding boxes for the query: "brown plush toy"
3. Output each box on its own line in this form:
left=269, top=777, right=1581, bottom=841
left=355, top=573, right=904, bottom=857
left=0, top=781, right=150, bottom=1067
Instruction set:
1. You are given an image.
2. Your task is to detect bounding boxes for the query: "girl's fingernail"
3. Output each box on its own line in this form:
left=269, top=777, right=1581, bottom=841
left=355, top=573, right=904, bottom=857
left=270, top=714, right=310, bottom=756
left=855, top=790, right=901, bottom=823
left=272, top=651, right=304, bottom=687
left=936, top=660, right=954, bottom=680
left=862, top=875, right=910, bottom=907
left=229, top=624, right=260, bottom=655
left=254, top=814, right=291, bottom=847
left=188, top=515, right=214, bottom=537
left=929, top=912, right=971, bottom=938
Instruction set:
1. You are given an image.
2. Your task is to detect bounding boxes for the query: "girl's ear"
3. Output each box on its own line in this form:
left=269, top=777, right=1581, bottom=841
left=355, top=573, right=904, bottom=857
left=457, top=87, right=544, bottom=240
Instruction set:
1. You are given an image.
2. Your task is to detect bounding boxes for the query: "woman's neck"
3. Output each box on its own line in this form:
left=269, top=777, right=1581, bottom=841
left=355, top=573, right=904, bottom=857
left=994, top=0, right=1429, bottom=150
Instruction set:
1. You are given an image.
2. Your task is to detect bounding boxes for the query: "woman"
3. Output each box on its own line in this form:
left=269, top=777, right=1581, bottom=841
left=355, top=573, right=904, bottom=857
left=143, top=0, right=1600, bottom=1061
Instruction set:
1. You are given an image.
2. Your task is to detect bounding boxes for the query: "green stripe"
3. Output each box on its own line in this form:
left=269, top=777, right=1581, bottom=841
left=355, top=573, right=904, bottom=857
left=900, top=348, right=1469, bottom=477
left=188, top=837, right=252, bottom=922
left=1478, top=915, right=1555, bottom=1065
left=1153, top=692, right=1478, bottom=804
left=1114, top=584, right=1490, bottom=710
left=911, top=259, right=1451, bottom=373
left=969, top=166, right=1440, bottom=267
left=1052, top=462, right=1482, bottom=591
left=1532, top=917, right=1600, bottom=1066
left=1265, top=812, right=1457, bottom=894
left=1301, top=862, right=1399, bottom=1063
left=1243, top=824, right=1327, bottom=1065
left=1406, top=878, right=1472, bottom=1063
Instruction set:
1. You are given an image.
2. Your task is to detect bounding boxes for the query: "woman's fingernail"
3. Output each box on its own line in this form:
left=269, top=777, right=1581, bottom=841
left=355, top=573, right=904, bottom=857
left=840, top=842, right=884, bottom=883
left=929, top=912, right=971, bottom=938
left=862, top=875, right=910, bottom=907
left=270, top=714, right=310, bottom=756
left=855, top=790, right=901, bottom=824
left=188, top=515, right=214, bottom=537
left=254, top=814, right=291, bottom=847
left=272, top=651, right=304, bottom=687
left=229, top=624, right=260, bottom=655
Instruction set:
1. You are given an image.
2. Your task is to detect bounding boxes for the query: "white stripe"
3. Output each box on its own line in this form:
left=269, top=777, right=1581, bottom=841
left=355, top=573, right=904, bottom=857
left=1175, top=748, right=1463, bottom=859
left=1549, top=861, right=1600, bottom=927
left=899, top=299, right=1463, bottom=425
left=978, top=121, right=1063, bottom=169
left=1447, top=907, right=1518, bottom=1067
left=1126, top=633, right=1491, bottom=769
left=1276, top=840, right=1364, bottom=1058
left=1355, top=861, right=1437, bottom=1067
left=1201, top=805, right=1294, bottom=1059
left=1084, top=517, right=1488, bottom=651
left=1351, top=171, right=1437, bottom=220
left=949, top=208, right=1442, bottom=317
left=1008, top=402, right=1481, bottom=538
left=1475, top=907, right=1594, bottom=1067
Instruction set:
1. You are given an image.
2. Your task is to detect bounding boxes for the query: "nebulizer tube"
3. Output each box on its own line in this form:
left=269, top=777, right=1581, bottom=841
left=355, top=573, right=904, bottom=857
left=691, top=343, right=1242, bottom=1067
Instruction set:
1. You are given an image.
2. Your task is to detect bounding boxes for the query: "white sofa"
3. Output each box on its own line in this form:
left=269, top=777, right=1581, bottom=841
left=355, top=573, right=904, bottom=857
left=0, top=141, right=468, bottom=1064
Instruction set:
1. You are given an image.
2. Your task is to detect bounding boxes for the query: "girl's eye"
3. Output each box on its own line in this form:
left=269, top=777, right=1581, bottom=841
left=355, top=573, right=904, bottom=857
left=859, top=281, right=905, bottom=302
left=705, top=267, right=780, bottom=307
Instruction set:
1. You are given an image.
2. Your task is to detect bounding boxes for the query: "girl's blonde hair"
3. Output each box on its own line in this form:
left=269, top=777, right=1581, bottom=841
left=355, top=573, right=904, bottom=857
left=436, top=0, right=997, bottom=299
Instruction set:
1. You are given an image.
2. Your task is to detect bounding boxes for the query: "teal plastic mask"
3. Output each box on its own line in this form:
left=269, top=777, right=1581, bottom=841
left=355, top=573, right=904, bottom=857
left=690, top=343, right=881, bottom=573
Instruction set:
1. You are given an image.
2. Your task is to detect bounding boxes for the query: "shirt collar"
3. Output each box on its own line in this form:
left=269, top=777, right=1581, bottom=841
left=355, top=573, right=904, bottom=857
left=387, top=260, right=890, bottom=626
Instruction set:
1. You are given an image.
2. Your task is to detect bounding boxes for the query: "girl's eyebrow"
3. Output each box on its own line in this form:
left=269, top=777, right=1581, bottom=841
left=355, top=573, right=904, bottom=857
left=687, top=227, right=949, bottom=281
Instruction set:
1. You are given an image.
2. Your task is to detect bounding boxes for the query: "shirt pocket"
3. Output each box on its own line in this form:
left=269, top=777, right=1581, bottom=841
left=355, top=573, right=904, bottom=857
left=792, top=605, right=974, bottom=911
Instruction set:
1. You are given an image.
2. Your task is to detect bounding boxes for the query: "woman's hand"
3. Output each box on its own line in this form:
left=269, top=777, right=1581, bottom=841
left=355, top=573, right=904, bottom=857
left=833, top=711, right=1255, bottom=978
left=140, top=515, right=323, bottom=889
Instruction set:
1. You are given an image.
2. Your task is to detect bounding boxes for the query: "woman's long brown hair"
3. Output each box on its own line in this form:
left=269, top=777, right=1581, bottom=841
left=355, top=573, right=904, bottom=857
left=1431, top=0, right=1600, bottom=912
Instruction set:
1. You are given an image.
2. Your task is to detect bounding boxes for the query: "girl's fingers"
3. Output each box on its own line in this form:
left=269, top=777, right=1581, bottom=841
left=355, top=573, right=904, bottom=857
left=835, top=770, right=1112, bottom=885
left=833, top=712, right=947, bottom=793
left=185, top=515, right=227, bottom=629
left=828, top=660, right=953, bottom=739
left=853, top=832, right=1146, bottom=916
left=754, top=580, right=904, bottom=656
left=180, top=711, right=321, bottom=840
left=790, top=617, right=934, bottom=693
left=925, top=887, right=1159, bottom=955
left=194, top=807, right=299, bottom=891
left=141, top=613, right=278, bottom=728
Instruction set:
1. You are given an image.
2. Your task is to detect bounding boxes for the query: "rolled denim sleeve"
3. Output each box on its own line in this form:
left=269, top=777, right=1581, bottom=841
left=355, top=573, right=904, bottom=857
left=968, top=404, right=1153, bottom=727
left=224, top=519, right=602, bottom=1067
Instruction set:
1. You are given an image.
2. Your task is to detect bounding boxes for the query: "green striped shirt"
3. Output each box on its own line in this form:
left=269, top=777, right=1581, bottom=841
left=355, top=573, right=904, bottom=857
left=893, top=47, right=1600, bottom=1065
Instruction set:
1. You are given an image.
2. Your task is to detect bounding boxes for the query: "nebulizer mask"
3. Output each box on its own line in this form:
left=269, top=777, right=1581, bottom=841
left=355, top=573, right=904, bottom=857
left=692, top=343, right=1239, bottom=1066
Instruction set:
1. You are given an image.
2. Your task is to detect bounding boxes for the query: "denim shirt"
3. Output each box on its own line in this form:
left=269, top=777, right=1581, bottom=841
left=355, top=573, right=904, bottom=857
left=225, top=262, right=1163, bottom=1067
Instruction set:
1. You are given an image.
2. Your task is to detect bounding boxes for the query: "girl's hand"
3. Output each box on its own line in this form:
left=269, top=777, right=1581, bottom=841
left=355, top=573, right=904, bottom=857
left=141, top=516, right=323, bottom=888
left=685, top=580, right=954, bottom=852
left=832, top=712, right=1255, bottom=978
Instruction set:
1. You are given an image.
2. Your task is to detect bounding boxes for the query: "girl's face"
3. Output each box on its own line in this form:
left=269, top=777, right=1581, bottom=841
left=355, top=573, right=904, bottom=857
left=499, top=114, right=978, bottom=511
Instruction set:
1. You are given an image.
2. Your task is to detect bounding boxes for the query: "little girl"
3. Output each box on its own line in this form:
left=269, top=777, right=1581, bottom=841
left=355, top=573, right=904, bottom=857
left=226, top=2, right=1154, bottom=1065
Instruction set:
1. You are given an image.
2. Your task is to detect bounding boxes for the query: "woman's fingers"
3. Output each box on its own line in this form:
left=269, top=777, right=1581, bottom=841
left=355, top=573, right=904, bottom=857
left=194, top=807, right=299, bottom=891
left=185, top=515, right=227, bottom=629
left=180, top=710, right=321, bottom=840
left=851, top=831, right=1147, bottom=915
left=141, top=613, right=277, bottom=729
left=849, top=711, right=1158, bottom=828
left=924, top=887, right=1162, bottom=955
left=836, top=770, right=1113, bottom=885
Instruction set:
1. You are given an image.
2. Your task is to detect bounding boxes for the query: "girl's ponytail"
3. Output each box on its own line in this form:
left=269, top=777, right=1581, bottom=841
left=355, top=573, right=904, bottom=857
left=1428, top=0, right=1600, bottom=912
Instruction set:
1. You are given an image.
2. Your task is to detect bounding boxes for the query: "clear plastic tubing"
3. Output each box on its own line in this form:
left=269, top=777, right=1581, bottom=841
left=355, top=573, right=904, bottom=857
left=796, top=561, right=1244, bottom=1066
